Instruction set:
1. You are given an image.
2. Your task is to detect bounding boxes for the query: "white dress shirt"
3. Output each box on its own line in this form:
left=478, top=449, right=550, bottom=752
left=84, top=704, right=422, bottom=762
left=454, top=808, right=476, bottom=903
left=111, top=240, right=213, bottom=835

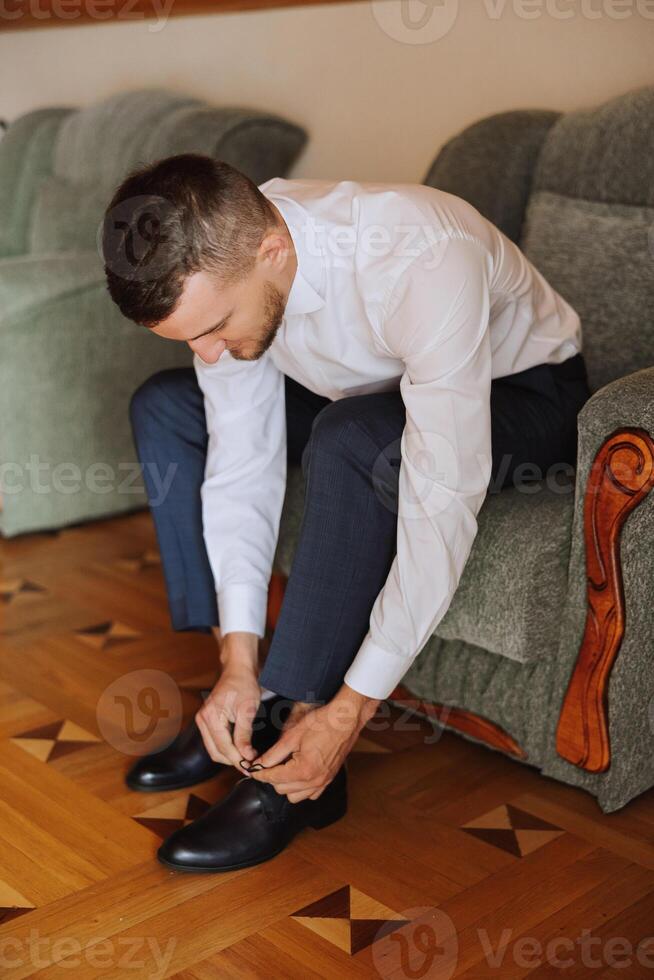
left=194, top=178, right=582, bottom=701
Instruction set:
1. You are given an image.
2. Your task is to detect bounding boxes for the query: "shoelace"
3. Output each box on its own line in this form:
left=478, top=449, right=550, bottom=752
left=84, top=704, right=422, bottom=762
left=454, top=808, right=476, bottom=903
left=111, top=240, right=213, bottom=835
left=239, top=753, right=294, bottom=773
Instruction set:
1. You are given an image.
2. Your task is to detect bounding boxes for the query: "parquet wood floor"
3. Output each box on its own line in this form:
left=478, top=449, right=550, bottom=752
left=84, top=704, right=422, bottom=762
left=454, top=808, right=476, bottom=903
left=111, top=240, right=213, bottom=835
left=1, top=510, right=653, bottom=978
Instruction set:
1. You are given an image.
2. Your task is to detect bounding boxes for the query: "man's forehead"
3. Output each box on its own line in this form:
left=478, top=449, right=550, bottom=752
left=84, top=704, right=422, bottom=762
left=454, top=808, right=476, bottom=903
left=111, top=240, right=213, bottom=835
left=182, top=268, right=224, bottom=307
left=154, top=270, right=232, bottom=338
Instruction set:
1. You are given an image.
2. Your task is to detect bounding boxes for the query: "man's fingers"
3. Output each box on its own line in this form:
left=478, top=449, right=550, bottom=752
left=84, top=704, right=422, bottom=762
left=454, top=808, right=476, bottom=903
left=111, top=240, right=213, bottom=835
left=199, top=701, right=241, bottom=766
left=250, top=756, right=304, bottom=785
left=271, top=779, right=322, bottom=794
left=195, top=712, right=230, bottom=765
left=251, top=727, right=302, bottom=771
left=233, top=702, right=258, bottom=761
left=287, top=789, right=318, bottom=804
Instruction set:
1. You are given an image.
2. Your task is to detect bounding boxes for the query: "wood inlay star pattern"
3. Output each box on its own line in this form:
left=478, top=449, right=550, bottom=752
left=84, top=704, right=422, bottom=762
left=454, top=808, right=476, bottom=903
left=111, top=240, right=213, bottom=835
left=0, top=580, right=47, bottom=603
left=291, top=884, right=411, bottom=955
left=74, top=620, right=142, bottom=649
left=11, top=718, right=101, bottom=763
left=461, top=803, right=565, bottom=858
left=0, top=509, right=653, bottom=974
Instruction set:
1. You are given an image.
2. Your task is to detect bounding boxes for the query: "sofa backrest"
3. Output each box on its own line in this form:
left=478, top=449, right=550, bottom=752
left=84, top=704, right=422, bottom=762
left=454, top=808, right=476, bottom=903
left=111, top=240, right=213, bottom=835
left=0, top=107, right=74, bottom=259
left=422, top=109, right=561, bottom=245
left=2, top=88, right=307, bottom=259
left=519, top=85, right=654, bottom=393
left=424, top=87, right=654, bottom=395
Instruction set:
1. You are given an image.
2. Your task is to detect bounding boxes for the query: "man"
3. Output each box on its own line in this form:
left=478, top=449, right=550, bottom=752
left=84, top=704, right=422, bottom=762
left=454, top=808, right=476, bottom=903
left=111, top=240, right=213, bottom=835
left=102, top=153, right=590, bottom=873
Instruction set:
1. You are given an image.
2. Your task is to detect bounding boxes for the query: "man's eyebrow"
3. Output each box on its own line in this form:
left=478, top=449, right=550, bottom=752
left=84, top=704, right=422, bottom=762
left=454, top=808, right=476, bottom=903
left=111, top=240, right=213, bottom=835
left=188, top=310, right=233, bottom=342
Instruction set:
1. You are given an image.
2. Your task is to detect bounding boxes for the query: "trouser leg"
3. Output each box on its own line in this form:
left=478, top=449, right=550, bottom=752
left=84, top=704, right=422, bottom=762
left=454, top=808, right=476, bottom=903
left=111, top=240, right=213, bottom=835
left=128, top=368, right=330, bottom=635
left=129, top=367, right=219, bottom=633
left=258, top=354, right=592, bottom=705
left=486, top=352, right=591, bottom=492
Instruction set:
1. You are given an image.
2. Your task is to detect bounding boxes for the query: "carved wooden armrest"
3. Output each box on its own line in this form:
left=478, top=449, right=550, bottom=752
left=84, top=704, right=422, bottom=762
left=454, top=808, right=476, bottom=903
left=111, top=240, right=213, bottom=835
left=556, top=427, right=654, bottom=772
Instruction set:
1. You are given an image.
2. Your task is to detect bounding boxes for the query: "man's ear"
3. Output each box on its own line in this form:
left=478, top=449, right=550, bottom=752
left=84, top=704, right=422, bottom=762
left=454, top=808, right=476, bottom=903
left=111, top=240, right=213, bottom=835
left=258, top=228, right=291, bottom=273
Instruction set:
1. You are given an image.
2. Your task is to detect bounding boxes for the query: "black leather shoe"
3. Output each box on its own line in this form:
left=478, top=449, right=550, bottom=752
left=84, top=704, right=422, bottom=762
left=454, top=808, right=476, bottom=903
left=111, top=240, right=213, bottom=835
left=157, top=763, right=348, bottom=872
left=125, top=694, right=292, bottom=793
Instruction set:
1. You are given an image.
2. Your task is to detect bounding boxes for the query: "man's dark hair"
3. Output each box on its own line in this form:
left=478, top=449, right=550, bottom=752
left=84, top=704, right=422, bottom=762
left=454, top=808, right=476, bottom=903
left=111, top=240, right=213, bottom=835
left=101, top=153, right=278, bottom=328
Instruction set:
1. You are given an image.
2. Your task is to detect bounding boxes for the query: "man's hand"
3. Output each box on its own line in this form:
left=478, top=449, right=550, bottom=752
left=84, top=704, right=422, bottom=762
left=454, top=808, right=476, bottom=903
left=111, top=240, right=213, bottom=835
left=195, top=631, right=262, bottom=770
left=246, top=684, right=381, bottom=803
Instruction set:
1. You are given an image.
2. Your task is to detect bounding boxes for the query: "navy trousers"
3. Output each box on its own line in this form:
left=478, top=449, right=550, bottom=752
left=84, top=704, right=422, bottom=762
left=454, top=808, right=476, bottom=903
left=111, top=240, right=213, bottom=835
left=129, top=352, right=591, bottom=705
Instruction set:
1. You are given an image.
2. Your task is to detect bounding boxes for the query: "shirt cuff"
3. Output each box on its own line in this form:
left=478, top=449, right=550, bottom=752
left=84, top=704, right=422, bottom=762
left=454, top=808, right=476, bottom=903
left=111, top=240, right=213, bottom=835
left=217, top=583, right=268, bottom=638
left=343, top=632, right=413, bottom=700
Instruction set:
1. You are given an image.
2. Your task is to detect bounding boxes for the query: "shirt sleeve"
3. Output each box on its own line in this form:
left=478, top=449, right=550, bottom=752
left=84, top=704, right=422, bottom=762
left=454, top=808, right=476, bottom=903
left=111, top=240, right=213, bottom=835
left=193, top=347, right=287, bottom=638
left=343, top=235, right=493, bottom=700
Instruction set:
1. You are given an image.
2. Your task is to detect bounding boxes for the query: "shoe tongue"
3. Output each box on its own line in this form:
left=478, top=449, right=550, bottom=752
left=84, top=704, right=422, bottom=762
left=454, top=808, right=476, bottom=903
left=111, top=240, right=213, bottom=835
left=254, top=779, right=289, bottom=820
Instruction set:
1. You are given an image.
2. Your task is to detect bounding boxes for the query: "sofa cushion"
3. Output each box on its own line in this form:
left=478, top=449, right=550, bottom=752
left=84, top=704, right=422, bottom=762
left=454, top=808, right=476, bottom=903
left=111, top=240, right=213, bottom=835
left=0, top=249, right=193, bottom=537
left=0, top=108, right=73, bottom=259
left=520, top=85, right=654, bottom=393
left=520, top=192, right=654, bottom=394
left=273, top=467, right=575, bottom=665
left=423, top=109, right=560, bottom=244
left=28, top=88, right=307, bottom=254
left=0, top=250, right=105, bottom=323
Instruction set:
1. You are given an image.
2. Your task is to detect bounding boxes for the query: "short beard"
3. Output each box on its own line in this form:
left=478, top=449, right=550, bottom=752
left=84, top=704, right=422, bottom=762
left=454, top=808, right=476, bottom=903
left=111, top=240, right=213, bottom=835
left=229, top=281, right=286, bottom=361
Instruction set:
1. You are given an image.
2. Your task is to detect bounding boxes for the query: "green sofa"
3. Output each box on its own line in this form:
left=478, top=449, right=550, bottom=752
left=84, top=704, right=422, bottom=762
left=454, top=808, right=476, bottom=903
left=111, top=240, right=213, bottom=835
left=273, top=85, right=654, bottom=814
left=0, top=88, right=306, bottom=537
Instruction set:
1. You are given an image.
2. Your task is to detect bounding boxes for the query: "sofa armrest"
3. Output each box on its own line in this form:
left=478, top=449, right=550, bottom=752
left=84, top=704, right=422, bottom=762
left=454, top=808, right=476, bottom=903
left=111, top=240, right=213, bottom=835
left=0, top=107, right=75, bottom=259
left=0, top=249, right=193, bottom=537
left=0, top=250, right=106, bottom=324
left=551, top=367, right=654, bottom=775
left=576, top=365, right=654, bottom=438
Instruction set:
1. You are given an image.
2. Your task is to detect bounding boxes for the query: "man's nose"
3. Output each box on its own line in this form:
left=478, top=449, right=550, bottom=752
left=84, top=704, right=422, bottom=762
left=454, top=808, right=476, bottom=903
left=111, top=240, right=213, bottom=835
left=188, top=337, right=227, bottom=364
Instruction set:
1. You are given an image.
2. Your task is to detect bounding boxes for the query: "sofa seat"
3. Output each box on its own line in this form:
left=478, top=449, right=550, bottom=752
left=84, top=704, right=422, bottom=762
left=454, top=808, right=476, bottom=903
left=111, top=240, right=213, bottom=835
left=273, top=466, right=575, bottom=665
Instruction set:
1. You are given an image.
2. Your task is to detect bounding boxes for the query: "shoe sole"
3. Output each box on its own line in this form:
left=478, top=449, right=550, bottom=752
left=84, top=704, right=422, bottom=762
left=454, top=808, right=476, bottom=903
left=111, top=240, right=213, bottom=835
left=156, top=802, right=347, bottom=873
left=125, top=770, right=225, bottom=793
left=157, top=842, right=289, bottom=874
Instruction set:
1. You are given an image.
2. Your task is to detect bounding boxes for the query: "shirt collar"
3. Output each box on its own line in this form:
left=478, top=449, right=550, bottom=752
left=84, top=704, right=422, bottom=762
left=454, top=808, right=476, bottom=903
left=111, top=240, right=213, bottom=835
left=260, top=192, right=326, bottom=317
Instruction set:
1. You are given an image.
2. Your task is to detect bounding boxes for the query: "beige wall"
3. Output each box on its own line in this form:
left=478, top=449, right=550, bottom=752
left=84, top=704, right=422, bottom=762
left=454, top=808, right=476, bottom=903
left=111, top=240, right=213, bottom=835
left=1, top=0, right=653, bottom=181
